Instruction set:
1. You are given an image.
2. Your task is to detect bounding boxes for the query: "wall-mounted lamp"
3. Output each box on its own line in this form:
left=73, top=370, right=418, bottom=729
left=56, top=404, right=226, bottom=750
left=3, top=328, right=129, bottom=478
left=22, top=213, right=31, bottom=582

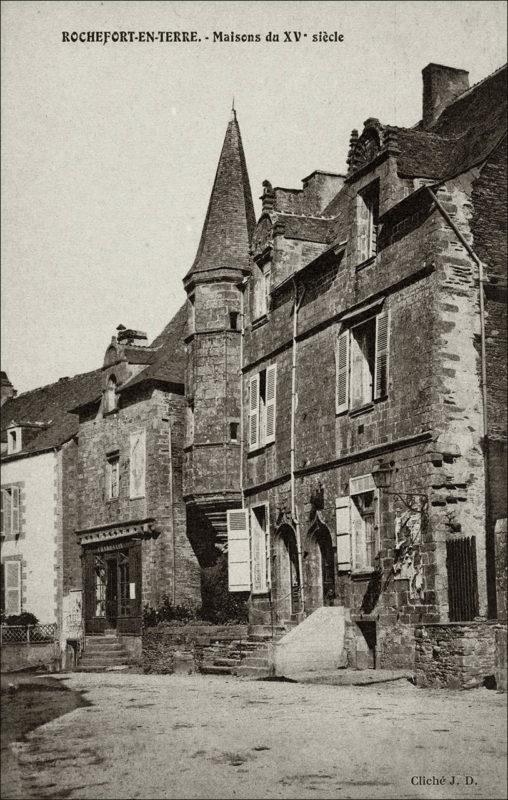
left=372, top=459, right=428, bottom=512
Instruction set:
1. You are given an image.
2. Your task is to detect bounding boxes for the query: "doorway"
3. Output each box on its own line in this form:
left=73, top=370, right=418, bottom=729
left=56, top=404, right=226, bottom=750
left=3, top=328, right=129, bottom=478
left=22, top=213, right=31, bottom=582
left=305, top=523, right=336, bottom=612
left=273, top=524, right=301, bottom=622
left=84, top=544, right=141, bottom=635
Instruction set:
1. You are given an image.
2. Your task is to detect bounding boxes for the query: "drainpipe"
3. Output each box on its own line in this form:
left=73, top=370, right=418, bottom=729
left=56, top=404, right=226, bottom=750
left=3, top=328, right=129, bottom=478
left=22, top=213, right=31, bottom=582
left=427, top=186, right=494, bottom=615
left=291, top=276, right=306, bottom=617
left=239, top=278, right=247, bottom=508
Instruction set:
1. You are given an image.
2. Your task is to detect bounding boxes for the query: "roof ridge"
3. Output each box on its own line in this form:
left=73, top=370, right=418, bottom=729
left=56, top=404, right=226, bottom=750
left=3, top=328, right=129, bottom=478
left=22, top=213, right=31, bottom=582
left=448, top=62, right=507, bottom=106
left=6, top=366, right=103, bottom=399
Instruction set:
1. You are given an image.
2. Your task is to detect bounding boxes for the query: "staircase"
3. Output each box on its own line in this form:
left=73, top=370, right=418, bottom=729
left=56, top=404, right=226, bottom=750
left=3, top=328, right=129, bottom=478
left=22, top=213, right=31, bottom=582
left=200, top=623, right=295, bottom=679
left=77, top=632, right=133, bottom=672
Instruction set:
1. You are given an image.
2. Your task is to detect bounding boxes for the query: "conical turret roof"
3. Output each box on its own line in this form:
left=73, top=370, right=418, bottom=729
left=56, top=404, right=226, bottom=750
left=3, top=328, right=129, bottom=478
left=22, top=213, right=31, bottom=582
left=184, top=111, right=255, bottom=282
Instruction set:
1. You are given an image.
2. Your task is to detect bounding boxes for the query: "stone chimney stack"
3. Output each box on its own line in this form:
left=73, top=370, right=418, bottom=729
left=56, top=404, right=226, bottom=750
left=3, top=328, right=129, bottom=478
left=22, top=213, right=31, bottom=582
left=116, top=327, right=148, bottom=347
left=422, top=63, right=469, bottom=128
left=1, top=371, right=16, bottom=405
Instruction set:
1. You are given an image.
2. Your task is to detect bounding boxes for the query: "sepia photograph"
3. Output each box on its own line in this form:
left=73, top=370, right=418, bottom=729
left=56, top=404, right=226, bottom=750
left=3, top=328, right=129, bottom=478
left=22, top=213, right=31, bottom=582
left=1, top=1, right=507, bottom=798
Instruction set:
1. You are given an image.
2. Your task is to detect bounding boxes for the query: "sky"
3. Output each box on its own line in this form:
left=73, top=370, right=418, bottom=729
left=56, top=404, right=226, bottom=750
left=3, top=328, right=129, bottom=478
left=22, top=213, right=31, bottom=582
left=1, top=0, right=506, bottom=394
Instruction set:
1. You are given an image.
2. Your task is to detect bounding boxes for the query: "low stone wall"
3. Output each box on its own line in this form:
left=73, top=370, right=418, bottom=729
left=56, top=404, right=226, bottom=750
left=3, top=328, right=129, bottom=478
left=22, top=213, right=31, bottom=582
left=414, top=621, right=506, bottom=690
left=1, top=641, right=61, bottom=673
left=495, top=627, right=507, bottom=692
left=377, top=621, right=416, bottom=671
left=142, top=624, right=249, bottom=674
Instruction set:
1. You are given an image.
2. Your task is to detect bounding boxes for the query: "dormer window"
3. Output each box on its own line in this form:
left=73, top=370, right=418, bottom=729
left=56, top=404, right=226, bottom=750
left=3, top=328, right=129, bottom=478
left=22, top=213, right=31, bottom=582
left=253, top=261, right=271, bottom=321
left=104, top=376, right=118, bottom=413
left=356, top=181, right=379, bottom=265
left=7, top=427, right=21, bottom=455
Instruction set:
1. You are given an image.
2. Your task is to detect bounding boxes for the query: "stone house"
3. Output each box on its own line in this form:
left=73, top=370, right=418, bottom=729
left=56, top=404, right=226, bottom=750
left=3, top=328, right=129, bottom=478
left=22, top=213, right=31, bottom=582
left=2, top=61, right=506, bottom=677
left=1, top=369, right=102, bottom=662
left=219, top=62, right=507, bottom=669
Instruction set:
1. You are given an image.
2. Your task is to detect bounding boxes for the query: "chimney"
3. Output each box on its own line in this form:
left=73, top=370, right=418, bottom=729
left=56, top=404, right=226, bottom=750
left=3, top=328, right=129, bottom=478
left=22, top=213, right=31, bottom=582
left=422, top=63, right=469, bottom=128
left=116, top=328, right=148, bottom=347
left=1, top=371, right=16, bottom=406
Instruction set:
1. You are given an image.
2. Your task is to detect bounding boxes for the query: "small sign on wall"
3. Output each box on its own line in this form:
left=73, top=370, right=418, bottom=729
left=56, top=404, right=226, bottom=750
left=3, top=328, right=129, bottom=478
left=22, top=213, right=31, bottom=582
left=129, top=582, right=136, bottom=600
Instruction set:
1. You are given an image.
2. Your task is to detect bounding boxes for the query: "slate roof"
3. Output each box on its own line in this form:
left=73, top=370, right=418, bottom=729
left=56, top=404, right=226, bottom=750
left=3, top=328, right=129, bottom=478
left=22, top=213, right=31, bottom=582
left=1, top=368, right=103, bottom=456
left=118, top=303, right=187, bottom=392
left=394, top=63, right=507, bottom=180
left=185, top=111, right=256, bottom=281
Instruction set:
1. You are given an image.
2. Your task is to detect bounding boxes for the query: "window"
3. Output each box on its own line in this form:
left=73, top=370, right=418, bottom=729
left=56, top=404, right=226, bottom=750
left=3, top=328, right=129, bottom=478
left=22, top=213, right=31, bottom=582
left=7, top=427, right=21, bottom=455
left=229, top=311, right=240, bottom=331
left=129, top=430, right=146, bottom=499
left=1, top=486, right=20, bottom=537
left=229, top=421, right=239, bottom=443
left=2, top=560, right=21, bottom=615
left=186, top=401, right=195, bottom=447
left=188, top=294, right=195, bottom=333
left=336, top=311, right=389, bottom=414
left=104, top=375, right=118, bottom=413
left=248, top=364, right=277, bottom=450
left=225, top=504, right=271, bottom=594
left=356, top=181, right=379, bottom=264
left=106, top=454, right=119, bottom=499
left=335, top=474, right=379, bottom=573
left=95, top=556, right=106, bottom=617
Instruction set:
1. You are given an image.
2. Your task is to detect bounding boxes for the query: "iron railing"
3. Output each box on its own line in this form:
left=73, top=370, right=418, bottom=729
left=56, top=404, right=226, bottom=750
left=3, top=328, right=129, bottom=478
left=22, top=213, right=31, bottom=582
left=0, top=623, right=58, bottom=644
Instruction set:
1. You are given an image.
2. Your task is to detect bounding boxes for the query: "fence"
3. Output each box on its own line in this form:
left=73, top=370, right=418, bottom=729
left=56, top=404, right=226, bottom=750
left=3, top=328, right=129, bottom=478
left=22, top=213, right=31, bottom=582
left=0, top=623, right=58, bottom=644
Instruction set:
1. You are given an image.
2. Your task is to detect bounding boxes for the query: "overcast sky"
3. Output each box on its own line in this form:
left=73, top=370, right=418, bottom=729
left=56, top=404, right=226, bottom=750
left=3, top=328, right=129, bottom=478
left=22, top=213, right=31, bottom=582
left=2, top=0, right=506, bottom=394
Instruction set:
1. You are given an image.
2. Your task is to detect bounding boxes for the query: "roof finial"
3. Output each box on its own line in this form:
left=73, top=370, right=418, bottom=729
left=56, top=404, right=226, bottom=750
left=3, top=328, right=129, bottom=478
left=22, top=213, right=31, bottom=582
left=231, top=96, right=236, bottom=121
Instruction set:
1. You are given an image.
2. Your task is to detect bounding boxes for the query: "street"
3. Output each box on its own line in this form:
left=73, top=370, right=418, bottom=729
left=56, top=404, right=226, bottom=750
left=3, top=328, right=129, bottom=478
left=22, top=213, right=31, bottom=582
left=3, top=672, right=507, bottom=800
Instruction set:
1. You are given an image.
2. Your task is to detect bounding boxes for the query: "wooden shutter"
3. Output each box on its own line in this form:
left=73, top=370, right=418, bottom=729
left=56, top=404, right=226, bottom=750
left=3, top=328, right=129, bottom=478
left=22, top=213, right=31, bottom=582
left=250, top=506, right=268, bottom=594
left=249, top=374, right=260, bottom=450
left=1, top=488, right=11, bottom=536
left=11, top=487, right=20, bottom=535
left=335, top=497, right=351, bottom=571
left=0, top=489, right=5, bottom=535
left=227, top=509, right=251, bottom=592
left=5, top=560, right=21, bottom=615
left=336, top=330, right=349, bottom=414
left=374, top=312, right=389, bottom=399
left=265, top=365, right=277, bottom=444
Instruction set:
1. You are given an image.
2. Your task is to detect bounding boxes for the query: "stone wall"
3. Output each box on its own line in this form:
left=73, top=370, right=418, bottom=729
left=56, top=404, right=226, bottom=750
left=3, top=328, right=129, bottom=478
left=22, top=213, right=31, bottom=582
left=142, top=623, right=248, bottom=673
left=1, top=641, right=61, bottom=673
left=414, top=621, right=506, bottom=690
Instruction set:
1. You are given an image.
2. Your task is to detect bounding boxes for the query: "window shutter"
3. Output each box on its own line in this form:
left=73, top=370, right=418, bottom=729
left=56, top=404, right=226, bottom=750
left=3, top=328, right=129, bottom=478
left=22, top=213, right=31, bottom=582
left=265, top=365, right=277, bottom=443
left=249, top=374, right=260, bottom=450
left=374, top=312, right=390, bottom=399
left=2, top=489, right=12, bottom=536
left=250, top=507, right=268, bottom=595
left=336, top=330, right=349, bottom=414
left=336, top=497, right=351, bottom=571
left=0, top=489, right=4, bottom=535
left=227, top=509, right=251, bottom=592
left=5, top=561, right=21, bottom=615
left=11, top=487, right=20, bottom=535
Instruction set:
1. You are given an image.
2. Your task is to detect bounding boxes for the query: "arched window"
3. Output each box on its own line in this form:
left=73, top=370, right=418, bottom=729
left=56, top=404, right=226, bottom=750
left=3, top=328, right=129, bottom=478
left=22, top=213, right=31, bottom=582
left=104, top=375, right=118, bottom=413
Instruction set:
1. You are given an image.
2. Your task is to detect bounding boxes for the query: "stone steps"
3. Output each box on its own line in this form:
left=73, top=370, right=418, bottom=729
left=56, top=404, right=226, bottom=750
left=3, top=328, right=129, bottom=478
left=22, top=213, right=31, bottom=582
left=76, top=634, right=132, bottom=673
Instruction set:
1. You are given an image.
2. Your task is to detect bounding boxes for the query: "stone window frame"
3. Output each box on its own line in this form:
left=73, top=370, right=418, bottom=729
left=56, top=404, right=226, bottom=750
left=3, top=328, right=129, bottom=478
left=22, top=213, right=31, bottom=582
left=0, top=482, right=25, bottom=541
left=252, top=253, right=272, bottom=324
left=354, top=178, right=380, bottom=269
left=105, top=451, right=120, bottom=501
left=336, top=308, right=390, bottom=415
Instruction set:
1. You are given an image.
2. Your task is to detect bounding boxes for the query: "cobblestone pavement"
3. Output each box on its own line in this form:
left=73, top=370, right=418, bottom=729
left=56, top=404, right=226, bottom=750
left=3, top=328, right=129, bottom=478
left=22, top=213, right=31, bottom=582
left=5, top=672, right=507, bottom=799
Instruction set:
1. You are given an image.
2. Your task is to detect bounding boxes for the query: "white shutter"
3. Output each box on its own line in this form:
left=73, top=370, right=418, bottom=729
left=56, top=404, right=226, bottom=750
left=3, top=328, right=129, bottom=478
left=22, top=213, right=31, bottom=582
left=227, top=509, right=251, bottom=592
left=250, top=506, right=268, bottom=594
left=11, top=487, right=20, bottom=535
left=336, top=330, right=349, bottom=414
left=374, top=312, right=390, bottom=399
left=335, top=497, right=351, bottom=571
left=5, top=561, right=21, bottom=615
left=249, top=374, right=260, bottom=450
left=265, top=365, right=277, bottom=444
left=1, top=489, right=6, bottom=535
left=1, top=489, right=11, bottom=536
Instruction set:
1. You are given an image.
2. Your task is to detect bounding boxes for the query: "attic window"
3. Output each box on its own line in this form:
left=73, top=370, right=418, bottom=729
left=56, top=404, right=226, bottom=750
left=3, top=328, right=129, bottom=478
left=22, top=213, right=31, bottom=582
left=356, top=181, right=379, bottom=265
left=7, top=428, right=21, bottom=455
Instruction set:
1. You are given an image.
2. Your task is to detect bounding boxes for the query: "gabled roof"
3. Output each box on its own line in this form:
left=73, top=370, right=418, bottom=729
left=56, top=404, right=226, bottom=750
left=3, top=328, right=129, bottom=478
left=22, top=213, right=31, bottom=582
left=118, top=303, right=187, bottom=393
left=1, top=368, right=103, bottom=456
left=184, top=111, right=255, bottom=281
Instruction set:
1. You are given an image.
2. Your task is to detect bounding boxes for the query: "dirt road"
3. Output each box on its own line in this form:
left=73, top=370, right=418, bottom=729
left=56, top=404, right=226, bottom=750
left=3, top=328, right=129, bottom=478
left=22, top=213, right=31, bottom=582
left=4, top=672, right=507, bottom=799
